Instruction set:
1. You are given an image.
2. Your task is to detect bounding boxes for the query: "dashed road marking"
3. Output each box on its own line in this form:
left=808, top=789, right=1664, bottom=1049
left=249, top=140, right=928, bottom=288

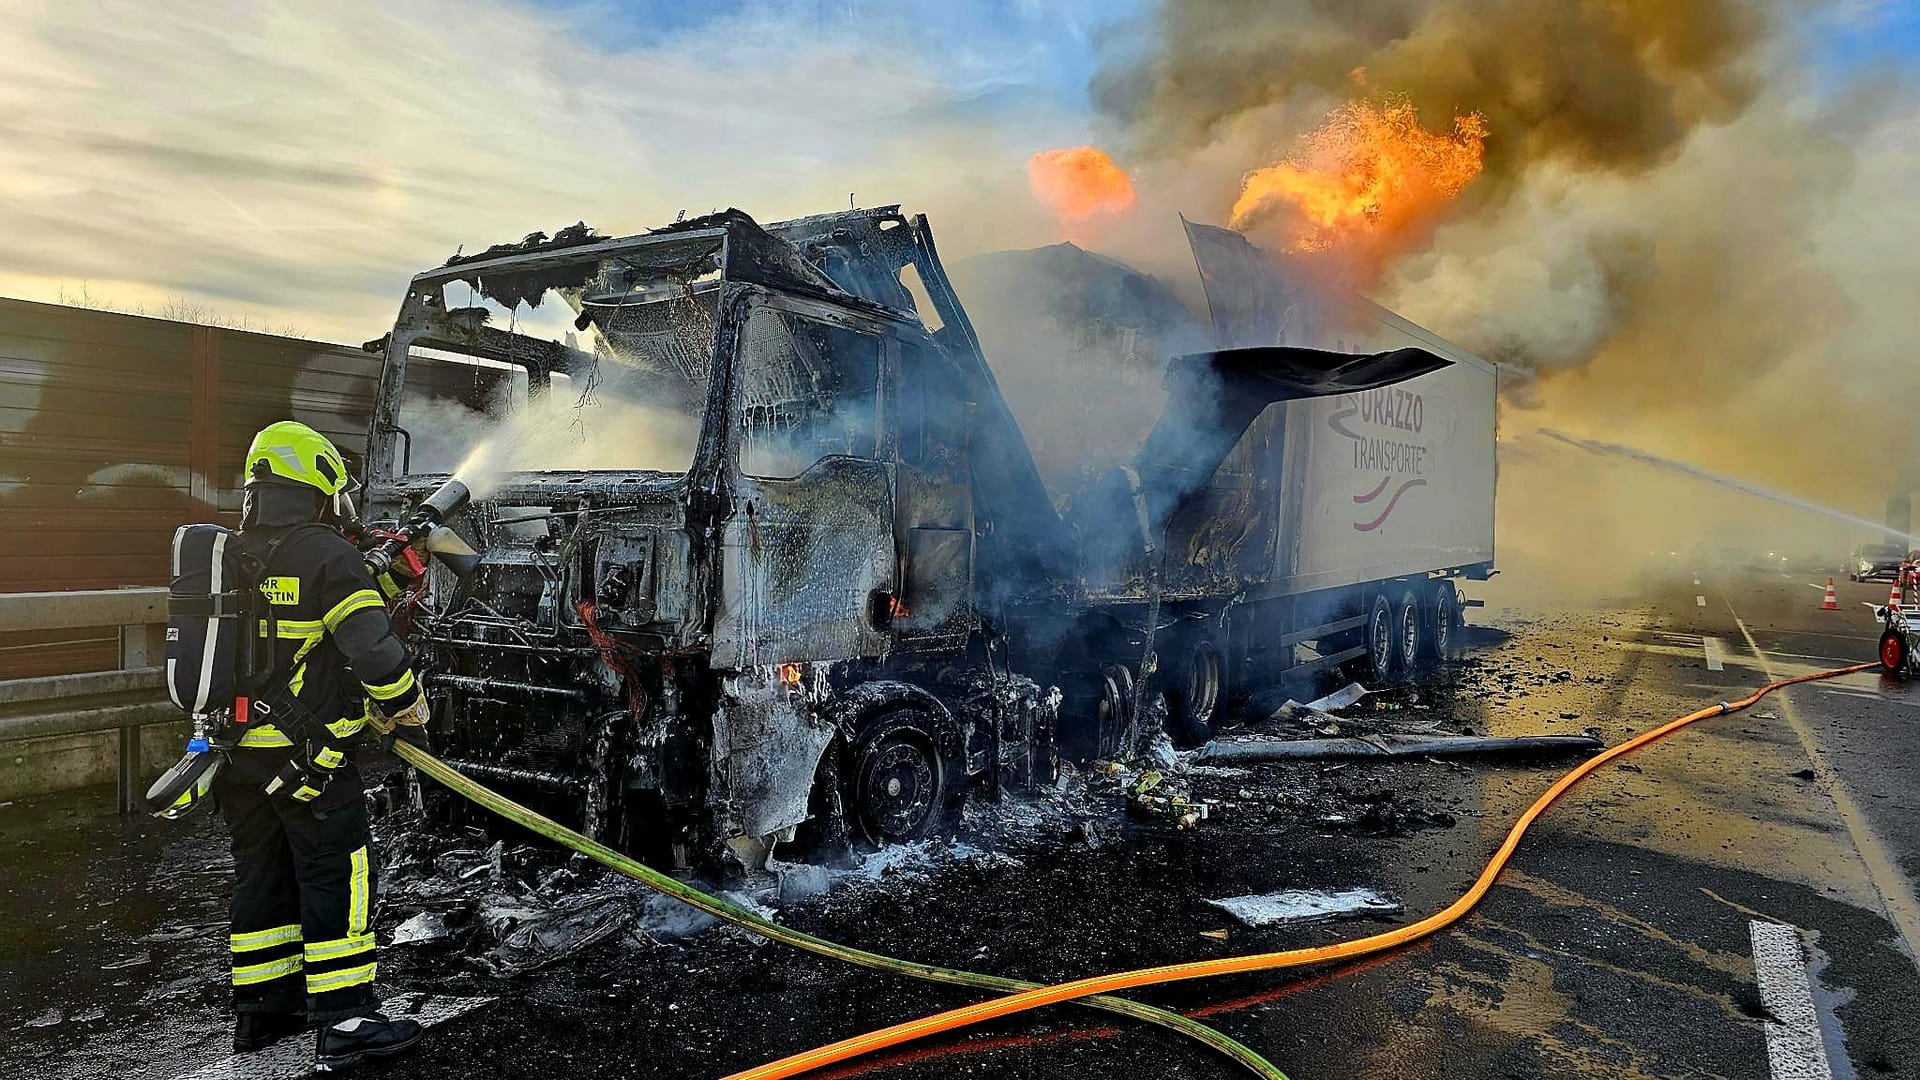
left=1766, top=651, right=1867, bottom=665
left=1820, top=687, right=1879, bottom=699
left=1696, top=595, right=1708, bottom=607
left=1702, top=636, right=1727, bottom=672
left=1749, top=920, right=1836, bottom=1080
left=1820, top=687, right=1920, bottom=711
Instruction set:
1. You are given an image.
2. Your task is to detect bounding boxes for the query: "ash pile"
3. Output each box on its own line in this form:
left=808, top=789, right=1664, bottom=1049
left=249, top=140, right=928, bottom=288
left=363, top=667, right=1534, bottom=983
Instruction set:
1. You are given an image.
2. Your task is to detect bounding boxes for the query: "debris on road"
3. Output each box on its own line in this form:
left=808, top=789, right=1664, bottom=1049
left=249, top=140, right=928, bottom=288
left=1204, top=887, right=1403, bottom=927
left=1197, top=733, right=1606, bottom=762
left=482, top=887, right=638, bottom=978
left=391, top=911, right=454, bottom=947
left=1270, top=682, right=1371, bottom=722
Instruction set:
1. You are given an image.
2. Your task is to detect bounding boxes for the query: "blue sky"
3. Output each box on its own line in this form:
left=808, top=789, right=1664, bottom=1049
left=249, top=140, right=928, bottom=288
left=531, top=0, right=1144, bottom=121
left=536, top=0, right=1919, bottom=116
left=1804, top=0, right=1920, bottom=76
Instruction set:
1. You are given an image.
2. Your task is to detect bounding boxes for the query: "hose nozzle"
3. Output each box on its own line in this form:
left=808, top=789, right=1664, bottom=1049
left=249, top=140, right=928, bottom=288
left=418, top=478, right=472, bottom=525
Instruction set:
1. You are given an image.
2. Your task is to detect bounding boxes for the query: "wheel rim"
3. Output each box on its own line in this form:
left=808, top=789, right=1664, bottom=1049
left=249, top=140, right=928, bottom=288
left=1399, top=603, right=1419, bottom=664
left=1187, top=649, right=1220, bottom=721
left=1435, top=593, right=1455, bottom=656
left=1370, top=605, right=1392, bottom=675
left=1883, top=633, right=1905, bottom=670
left=1096, top=665, right=1135, bottom=755
left=857, top=734, right=940, bottom=843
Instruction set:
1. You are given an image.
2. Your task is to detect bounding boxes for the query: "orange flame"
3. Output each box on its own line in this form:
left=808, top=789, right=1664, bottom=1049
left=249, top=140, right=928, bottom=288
left=778, top=662, right=803, bottom=687
left=1028, top=146, right=1136, bottom=226
left=1230, top=98, right=1486, bottom=269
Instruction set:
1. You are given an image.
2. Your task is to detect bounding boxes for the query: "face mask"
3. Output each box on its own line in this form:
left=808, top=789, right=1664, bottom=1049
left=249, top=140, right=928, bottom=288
left=323, top=488, right=360, bottom=533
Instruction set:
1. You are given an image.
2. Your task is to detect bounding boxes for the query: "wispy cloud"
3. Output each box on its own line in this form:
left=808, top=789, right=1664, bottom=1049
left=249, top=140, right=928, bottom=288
left=0, top=0, right=1106, bottom=339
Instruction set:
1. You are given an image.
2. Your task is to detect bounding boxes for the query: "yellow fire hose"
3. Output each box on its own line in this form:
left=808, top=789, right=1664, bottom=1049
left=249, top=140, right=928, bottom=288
left=718, top=661, right=1879, bottom=1080
left=387, top=740, right=1290, bottom=1080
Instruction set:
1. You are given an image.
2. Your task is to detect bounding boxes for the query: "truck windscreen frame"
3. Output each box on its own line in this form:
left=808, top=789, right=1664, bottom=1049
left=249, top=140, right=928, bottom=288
left=370, top=232, right=729, bottom=484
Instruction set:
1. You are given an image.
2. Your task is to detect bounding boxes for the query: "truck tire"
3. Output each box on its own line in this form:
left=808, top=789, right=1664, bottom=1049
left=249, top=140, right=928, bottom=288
left=1393, top=588, right=1422, bottom=674
left=1164, top=640, right=1223, bottom=747
left=848, top=709, right=962, bottom=846
left=1426, top=581, right=1463, bottom=663
left=1095, top=663, right=1136, bottom=759
left=1363, top=592, right=1396, bottom=685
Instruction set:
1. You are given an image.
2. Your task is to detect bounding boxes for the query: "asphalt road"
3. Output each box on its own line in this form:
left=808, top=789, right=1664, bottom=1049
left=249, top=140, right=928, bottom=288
left=5, top=571, right=1920, bottom=1080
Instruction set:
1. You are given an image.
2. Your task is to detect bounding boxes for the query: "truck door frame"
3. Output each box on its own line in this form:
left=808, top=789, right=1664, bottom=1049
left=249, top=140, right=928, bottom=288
left=708, top=286, right=906, bottom=669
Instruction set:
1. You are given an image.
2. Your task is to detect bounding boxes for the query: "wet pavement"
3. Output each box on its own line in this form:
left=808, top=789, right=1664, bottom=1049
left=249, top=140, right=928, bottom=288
left=6, top=573, right=1920, bottom=1080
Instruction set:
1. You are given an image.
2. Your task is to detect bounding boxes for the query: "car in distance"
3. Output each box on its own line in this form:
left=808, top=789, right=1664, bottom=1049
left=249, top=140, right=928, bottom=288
left=1849, top=542, right=1907, bottom=582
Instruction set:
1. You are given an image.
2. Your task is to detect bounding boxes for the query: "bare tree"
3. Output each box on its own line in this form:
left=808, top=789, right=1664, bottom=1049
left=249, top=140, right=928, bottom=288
left=54, top=281, right=302, bottom=338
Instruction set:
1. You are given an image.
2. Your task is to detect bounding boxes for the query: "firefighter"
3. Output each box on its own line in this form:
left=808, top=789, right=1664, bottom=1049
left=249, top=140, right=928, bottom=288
left=217, top=420, right=429, bottom=1067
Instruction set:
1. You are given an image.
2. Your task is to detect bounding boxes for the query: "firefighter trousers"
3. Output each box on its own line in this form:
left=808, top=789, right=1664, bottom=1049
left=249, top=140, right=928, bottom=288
left=214, top=749, right=377, bottom=1022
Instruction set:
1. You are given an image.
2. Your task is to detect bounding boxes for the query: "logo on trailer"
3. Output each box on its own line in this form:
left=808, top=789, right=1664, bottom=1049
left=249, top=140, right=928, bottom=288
left=1328, top=385, right=1439, bottom=533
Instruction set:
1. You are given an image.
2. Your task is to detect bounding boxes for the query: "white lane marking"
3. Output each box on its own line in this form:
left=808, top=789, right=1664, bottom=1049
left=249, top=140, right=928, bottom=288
left=1748, top=921, right=1836, bottom=1080
left=1703, top=636, right=1727, bottom=672
left=1696, top=595, right=1708, bottom=607
left=1749, top=627, right=1883, bottom=643
left=1767, top=651, right=1868, bottom=665
left=1730, top=606, right=1920, bottom=967
left=1695, top=578, right=1703, bottom=586
left=1820, top=687, right=1920, bottom=711
left=173, top=992, right=494, bottom=1080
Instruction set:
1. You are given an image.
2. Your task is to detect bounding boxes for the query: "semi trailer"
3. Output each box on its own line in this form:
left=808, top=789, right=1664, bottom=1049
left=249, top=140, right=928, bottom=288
left=359, top=206, right=1496, bottom=870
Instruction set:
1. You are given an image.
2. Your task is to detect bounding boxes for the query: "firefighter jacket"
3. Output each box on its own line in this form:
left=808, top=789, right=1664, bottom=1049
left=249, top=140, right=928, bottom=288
left=236, top=523, right=424, bottom=791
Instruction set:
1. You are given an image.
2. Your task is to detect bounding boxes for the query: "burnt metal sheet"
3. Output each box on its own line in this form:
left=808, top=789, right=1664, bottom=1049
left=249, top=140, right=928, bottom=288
left=712, top=458, right=895, bottom=669
left=712, top=668, right=836, bottom=840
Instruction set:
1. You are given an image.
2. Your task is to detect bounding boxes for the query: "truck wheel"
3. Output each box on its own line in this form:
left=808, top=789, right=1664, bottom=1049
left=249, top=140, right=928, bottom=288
left=1095, top=663, right=1136, bottom=758
left=1393, top=588, right=1422, bottom=674
left=1426, top=582, right=1463, bottom=663
left=1364, top=593, right=1397, bottom=684
left=1880, top=628, right=1908, bottom=675
left=849, top=711, right=960, bottom=846
left=1164, top=641, right=1223, bottom=747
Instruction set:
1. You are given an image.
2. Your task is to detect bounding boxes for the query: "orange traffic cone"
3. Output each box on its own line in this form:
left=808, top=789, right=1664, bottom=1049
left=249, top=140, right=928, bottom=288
left=1823, top=579, right=1839, bottom=610
left=1890, top=579, right=1903, bottom=614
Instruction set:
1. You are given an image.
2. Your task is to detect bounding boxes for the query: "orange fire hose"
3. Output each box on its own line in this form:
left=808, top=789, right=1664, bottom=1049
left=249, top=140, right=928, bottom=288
left=724, top=661, right=1878, bottom=1080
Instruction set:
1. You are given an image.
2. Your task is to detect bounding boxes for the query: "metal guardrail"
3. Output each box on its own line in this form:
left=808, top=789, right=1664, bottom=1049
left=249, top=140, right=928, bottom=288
left=0, top=588, right=172, bottom=813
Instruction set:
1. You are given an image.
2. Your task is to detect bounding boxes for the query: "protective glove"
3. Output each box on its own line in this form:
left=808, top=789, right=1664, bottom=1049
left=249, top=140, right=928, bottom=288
left=369, top=692, right=430, bottom=753
left=383, top=724, right=429, bottom=753
left=367, top=528, right=431, bottom=584
left=264, top=758, right=329, bottom=803
left=392, top=536, right=430, bottom=581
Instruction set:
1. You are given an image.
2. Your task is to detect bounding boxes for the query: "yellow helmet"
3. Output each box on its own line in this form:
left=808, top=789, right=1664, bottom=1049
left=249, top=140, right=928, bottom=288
left=244, top=420, right=351, bottom=496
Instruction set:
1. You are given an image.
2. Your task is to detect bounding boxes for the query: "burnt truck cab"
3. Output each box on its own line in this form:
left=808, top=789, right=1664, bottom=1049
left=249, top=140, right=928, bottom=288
left=363, top=209, right=1055, bottom=868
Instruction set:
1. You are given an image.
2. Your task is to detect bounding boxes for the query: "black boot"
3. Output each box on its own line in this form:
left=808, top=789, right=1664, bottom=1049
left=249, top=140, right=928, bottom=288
left=314, top=1012, right=424, bottom=1071
left=234, top=1010, right=308, bottom=1053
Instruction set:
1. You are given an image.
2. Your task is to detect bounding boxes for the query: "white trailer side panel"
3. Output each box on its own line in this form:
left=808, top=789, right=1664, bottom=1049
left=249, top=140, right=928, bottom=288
left=1276, top=301, right=1496, bottom=594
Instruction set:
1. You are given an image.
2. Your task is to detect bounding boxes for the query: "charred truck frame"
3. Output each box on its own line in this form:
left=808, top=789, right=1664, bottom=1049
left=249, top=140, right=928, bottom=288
left=362, top=207, right=1493, bottom=870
